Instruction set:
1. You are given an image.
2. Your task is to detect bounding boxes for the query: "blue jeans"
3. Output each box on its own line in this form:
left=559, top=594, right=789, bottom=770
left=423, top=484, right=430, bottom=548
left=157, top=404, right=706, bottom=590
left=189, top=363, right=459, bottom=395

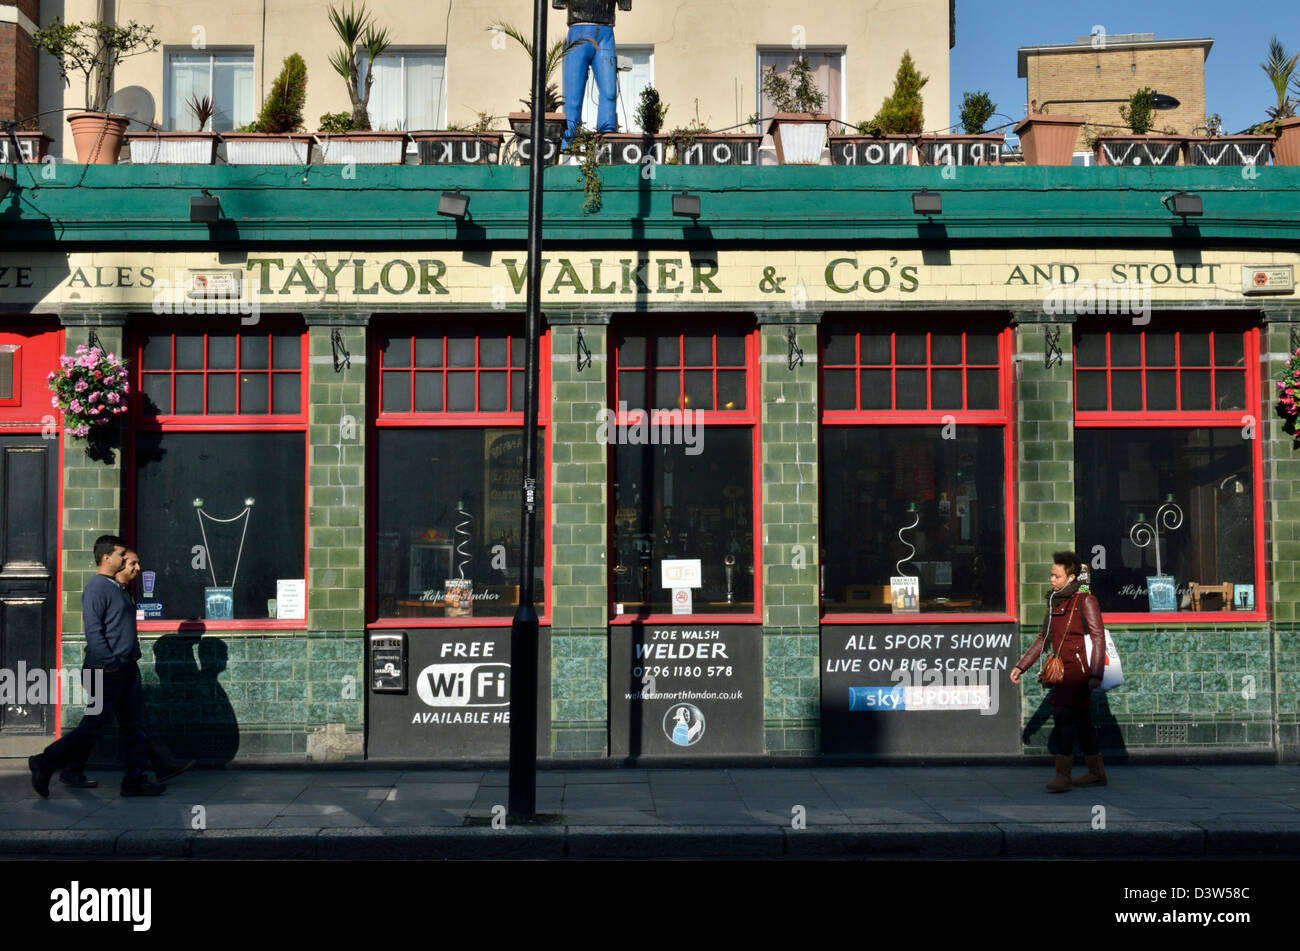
left=562, top=24, right=618, bottom=148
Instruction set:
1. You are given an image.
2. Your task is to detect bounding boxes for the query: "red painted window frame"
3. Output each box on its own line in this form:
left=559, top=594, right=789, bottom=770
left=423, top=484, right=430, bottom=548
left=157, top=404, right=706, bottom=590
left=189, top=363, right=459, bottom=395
left=608, top=319, right=762, bottom=625
left=367, top=320, right=551, bottom=629
left=0, top=343, right=22, bottom=407
left=127, top=319, right=310, bottom=631
left=820, top=319, right=1018, bottom=625
left=1073, top=321, right=1266, bottom=623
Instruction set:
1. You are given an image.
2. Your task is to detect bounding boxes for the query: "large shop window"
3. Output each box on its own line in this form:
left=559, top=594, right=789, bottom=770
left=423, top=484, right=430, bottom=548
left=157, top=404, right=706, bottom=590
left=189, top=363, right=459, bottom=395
left=132, top=324, right=307, bottom=624
left=1074, top=323, right=1262, bottom=617
left=610, top=324, right=757, bottom=617
left=373, top=325, right=544, bottom=622
left=820, top=321, right=1012, bottom=616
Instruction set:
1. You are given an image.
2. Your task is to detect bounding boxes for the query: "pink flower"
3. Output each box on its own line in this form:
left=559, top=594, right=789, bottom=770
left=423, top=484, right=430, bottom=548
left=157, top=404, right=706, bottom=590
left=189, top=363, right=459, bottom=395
left=74, top=380, right=88, bottom=393
left=93, top=370, right=102, bottom=380
left=88, top=391, right=100, bottom=402
left=89, top=407, right=100, bottom=416
left=50, top=396, right=59, bottom=408
left=106, top=392, right=121, bottom=404
left=74, top=345, right=87, bottom=355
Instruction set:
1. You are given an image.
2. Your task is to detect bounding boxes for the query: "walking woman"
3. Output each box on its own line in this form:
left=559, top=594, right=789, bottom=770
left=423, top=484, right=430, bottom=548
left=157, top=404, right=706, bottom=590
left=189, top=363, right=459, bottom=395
left=1009, top=550, right=1107, bottom=792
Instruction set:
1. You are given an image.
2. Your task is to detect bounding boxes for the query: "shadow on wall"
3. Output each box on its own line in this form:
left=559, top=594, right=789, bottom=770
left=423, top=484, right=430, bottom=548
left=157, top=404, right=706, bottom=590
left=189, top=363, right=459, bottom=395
left=1024, top=690, right=1129, bottom=762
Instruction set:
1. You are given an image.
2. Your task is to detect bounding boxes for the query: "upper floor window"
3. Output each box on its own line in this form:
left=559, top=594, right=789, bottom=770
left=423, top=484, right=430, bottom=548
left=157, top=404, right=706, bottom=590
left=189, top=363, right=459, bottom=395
left=358, top=48, right=447, bottom=131
left=165, top=50, right=254, bottom=132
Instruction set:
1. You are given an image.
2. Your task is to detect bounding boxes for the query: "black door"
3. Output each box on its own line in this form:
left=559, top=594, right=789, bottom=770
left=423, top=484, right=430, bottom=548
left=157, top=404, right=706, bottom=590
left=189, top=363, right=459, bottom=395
left=0, top=437, right=59, bottom=734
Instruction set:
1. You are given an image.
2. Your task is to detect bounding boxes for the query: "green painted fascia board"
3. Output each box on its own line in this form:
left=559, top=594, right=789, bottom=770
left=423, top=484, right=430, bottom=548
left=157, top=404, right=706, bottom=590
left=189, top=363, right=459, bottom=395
left=2, top=165, right=1299, bottom=247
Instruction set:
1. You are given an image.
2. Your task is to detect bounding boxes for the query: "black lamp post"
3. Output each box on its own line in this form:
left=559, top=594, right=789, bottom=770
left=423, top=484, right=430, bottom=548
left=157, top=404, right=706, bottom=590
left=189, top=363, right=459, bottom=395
left=508, top=0, right=548, bottom=821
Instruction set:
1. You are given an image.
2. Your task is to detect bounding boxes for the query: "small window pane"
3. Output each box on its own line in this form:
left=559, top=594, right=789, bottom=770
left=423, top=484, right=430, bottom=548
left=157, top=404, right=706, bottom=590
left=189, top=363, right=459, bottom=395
left=1181, top=333, right=1211, bottom=366
left=273, top=335, right=301, bottom=369
left=967, top=369, right=998, bottom=409
left=1214, top=333, right=1244, bottom=367
left=414, top=371, right=443, bottom=412
left=655, top=335, right=680, bottom=366
left=1180, top=369, right=1211, bottom=410
left=824, top=370, right=856, bottom=410
left=240, top=335, right=269, bottom=369
left=511, top=371, right=523, bottom=411
left=1146, top=370, right=1177, bottom=410
left=683, top=334, right=713, bottom=366
left=684, top=370, right=713, bottom=410
left=479, top=335, right=508, bottom=367
left=1145, top=333, right=1176, bottom=366
left=966, top=331, right=998, bottom=365
left=448, top=335, right=476, bottom=368
left=1075, top=332, right=1105, bottom=368
left=272, top=374, right=301, bottom=414
left=716, top=330, right=746, bottom=366
left=1112, top=371, right=1141, bottom=410
left=142, top=374, right=171, bottom=414
left=896, top=333, right=926, bottom=365
left=207, top=373, right=236, bottom=414
left=142, top=335, right=173, bottom=370
left=480, top=371, right=508, bottom=412
left=382, top=372, right=410, bottom=412
left=1111, top=333, right=1141, bottom=367
left=861, top=331, right=891, bottom=365
left=619, top=334, right=646, bottom=366
left=175, top=335, right=205, bottom=370
left=414, top=336, right=443, bottom=367
left=931, top=334, right=961, bottom=365
left=383, top=336, right=411, bottom=368
left=823, top=327, right=856, bottom=366
left=931, top=369, right=962, bottom=408
left=510, top=336, right=525, bottom=368
left=175, top=375, right=204, bottom=413
left=207, top=334, right=236, bottom=369
left=1075, top=371, right=1108, bottom=411
left=239, top=373, right=268, bottom=413
left=717, top=371, right=746, bottom=410
left=447, top=372, right=475, bottom=410
left=1215, top=370, right=1245, bottom=411
left=653, top=372, right=680, bottom=409
left=896, top=369, right=926, bottom=409
left=861, top=370, right=891, bottom=409
left=619, top=371, right=646, bottom=410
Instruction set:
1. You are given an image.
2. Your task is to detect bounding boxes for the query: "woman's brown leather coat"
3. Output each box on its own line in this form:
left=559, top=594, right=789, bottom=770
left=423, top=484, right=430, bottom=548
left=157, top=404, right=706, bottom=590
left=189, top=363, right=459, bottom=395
left=1015, top=590, right=1106, bottom=707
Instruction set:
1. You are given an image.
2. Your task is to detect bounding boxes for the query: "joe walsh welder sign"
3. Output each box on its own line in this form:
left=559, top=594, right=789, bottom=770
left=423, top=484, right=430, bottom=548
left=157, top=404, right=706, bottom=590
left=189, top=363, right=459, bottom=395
left=820, top=623, right=1021, bottom=755
left=610, top=624, right=762, bottom=757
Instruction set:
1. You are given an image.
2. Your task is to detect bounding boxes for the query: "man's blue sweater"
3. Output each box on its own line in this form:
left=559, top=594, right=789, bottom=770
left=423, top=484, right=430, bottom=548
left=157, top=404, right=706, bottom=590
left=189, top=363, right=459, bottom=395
left=82, top=573, right=140, bottom=668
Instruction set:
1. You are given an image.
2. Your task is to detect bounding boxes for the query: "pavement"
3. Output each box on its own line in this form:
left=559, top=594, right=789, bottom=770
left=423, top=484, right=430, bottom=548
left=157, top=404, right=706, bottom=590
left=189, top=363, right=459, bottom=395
left=1, top=762, right=1298, bottom=859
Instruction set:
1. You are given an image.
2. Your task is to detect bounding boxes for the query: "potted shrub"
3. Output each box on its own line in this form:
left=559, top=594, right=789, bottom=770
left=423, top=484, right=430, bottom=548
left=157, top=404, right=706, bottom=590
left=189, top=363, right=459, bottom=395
left=830, top=51, right=926, bottom=166
left=491, top=21, right=571, bottom=165
left=222, top=54, right=314, bottom=164
left=413, top=112, right=505, bottom=165
left=1014, top=100, right=1085, bottom=166
left=919, top=90, right=1004, bottom=166
left=762, top=56, right=831, bottom=164
left=668, top=118, right=761, bottom=166
left=1184, top=113, right=1274, bottom=167
left=314, top=114, right=408, bottom=165
left=600, top=85, right=671, bottom=166
left=126, top=94, right=219, bottom=164
left=31, top=17, right=160, bottom=164
left=1093, top=88, right=1184, bottom=166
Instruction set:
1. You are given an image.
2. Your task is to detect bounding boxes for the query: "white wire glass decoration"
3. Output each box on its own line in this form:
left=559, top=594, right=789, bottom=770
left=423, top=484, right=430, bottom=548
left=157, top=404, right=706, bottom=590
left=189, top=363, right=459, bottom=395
left=194, top=496, right=254, bottom=620
left=1130, top=495, right=1182, bottom=612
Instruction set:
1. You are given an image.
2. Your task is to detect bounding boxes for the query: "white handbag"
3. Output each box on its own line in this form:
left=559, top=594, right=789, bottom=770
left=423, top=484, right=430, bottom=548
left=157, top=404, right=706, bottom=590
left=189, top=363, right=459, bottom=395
left=1084, top=627, right=1125, bottom=692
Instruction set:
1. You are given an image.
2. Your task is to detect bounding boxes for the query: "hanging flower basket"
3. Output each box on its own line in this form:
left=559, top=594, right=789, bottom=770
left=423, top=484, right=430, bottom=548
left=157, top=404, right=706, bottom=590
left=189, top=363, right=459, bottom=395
left=47, top=344, right=130, bottom=437
left=1278, top=346, right=1300, bottom=445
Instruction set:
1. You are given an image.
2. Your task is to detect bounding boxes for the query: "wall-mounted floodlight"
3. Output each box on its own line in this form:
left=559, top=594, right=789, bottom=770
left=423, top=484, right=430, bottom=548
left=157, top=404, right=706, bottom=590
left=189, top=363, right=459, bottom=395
left=1164, top=192, right=1203, bottom=217
left=190, top=189, right=220, bottom=223
left=438, top=189, right=469, bottom=219
left=672, top=191, right=701, bottom=218
left=1151, top=91, right=1181, bottom=110
left=912, top=189, right=942, bottom=215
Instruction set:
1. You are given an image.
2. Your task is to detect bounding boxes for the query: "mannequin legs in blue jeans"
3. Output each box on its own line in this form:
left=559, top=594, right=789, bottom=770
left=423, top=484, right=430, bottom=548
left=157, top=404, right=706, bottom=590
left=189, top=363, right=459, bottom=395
left=562, top=24, right=617, bottom=149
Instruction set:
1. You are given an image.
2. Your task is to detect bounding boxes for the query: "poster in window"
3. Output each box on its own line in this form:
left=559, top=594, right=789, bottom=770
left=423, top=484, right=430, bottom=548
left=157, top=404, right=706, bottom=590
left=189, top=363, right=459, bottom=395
left=484, top=430, right=522, bottom=554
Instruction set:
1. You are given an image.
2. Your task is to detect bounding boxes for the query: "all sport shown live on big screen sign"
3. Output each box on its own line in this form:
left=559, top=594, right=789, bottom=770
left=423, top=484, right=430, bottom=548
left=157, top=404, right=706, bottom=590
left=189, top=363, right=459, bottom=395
left=820, top=623, right=1023, bottom=755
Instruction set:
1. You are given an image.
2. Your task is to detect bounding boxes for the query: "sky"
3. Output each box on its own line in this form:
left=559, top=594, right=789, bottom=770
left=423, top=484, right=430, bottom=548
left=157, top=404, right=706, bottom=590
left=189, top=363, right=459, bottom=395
left=950, top=0, right=1300, bottom=136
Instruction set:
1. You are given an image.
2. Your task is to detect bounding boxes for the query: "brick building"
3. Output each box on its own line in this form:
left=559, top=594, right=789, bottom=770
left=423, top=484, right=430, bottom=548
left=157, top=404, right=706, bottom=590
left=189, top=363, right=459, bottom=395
left=1018, top=32, right=1213, bottom=155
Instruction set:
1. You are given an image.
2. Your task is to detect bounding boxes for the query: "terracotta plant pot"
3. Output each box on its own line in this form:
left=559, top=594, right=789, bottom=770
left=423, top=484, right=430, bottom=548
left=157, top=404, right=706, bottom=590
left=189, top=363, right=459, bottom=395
left=315, top=131, right=409, bottom=165
left=411, top=131, right=504, bottom=165
left=125, top=131, right=219, bottom=164
left=1014, top=113, right=1084, bottom=166
left=828, top=134, right=915, bottom=166
left=597, top=133, right=670, bottom=166
left=766, top=112, right=833, bottom=164
left=1273, top=117, right=1300, bottom=166
left=1094, top=134, right=1184, bottom=167
left=671, top=133, right=762, bottom=166
left=0, top=131, right=52, bottom=163
left=67, top=112, right=129, bottom=164
left=1184, top=135, right=1275, bottom=167
left=508, top=112, right=567, bottom=165
left=221, top=132, right=315, bottom=165
left=918, top=133, right=1005, bottom=166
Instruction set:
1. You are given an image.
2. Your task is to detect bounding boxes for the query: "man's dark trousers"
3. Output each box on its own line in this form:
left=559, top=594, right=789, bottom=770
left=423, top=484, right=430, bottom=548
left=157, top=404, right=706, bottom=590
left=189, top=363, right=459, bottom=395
left=40, top=660, right=149, bottom=783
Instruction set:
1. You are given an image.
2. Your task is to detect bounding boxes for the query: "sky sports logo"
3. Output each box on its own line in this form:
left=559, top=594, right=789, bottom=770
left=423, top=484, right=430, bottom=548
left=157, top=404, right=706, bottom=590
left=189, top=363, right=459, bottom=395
left=849, top=684, right=991, bottom=712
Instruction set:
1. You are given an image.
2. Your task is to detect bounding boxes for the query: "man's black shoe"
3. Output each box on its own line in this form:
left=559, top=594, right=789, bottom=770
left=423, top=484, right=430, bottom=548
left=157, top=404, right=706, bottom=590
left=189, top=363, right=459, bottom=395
left=29, top=755, right=52, bottom=798
left=120, top=780, right=166, bottom=797
left=59, top=769, right=99, bottom=789
left=155, top=759, right=195, bottom=784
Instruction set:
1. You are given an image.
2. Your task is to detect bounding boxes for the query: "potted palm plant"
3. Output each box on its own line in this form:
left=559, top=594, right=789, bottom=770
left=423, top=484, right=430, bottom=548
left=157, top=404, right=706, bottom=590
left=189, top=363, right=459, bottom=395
left=1093, top=88, right=1184, bottom=166
left=1258, top=36, right=1300, bottom=166
left=314, top=1, right=407, bottom=164
left=413, top=112, right=505, bottom=165
left=830, top=51, right=926, bottom=166
left=1184, top=113, right=1275, bottom=167
left=126, top=94, right=219, bottom=164
left=222, top=54, right=314, bottom=164
left=919, top=90, right=1004, bottom=166
left=31, top=17, right=160, bottom=164
left=492, top=21, right=571, bottom=165
left=1014, top=100, right=1085, bottom=166
left=762, top=56, right=831, bottom=164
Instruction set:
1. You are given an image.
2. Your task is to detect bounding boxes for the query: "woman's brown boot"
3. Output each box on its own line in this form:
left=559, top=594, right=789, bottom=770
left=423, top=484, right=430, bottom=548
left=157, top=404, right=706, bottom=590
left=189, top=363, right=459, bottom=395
left=1046, top=755, right=1073, bottom=792
left=1073, top=754, right=1107, bottom=787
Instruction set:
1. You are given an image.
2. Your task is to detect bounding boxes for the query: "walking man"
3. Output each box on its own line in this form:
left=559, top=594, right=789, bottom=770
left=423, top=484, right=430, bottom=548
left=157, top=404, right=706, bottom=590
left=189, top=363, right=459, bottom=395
left=29, top=535, right=165, bottom=797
